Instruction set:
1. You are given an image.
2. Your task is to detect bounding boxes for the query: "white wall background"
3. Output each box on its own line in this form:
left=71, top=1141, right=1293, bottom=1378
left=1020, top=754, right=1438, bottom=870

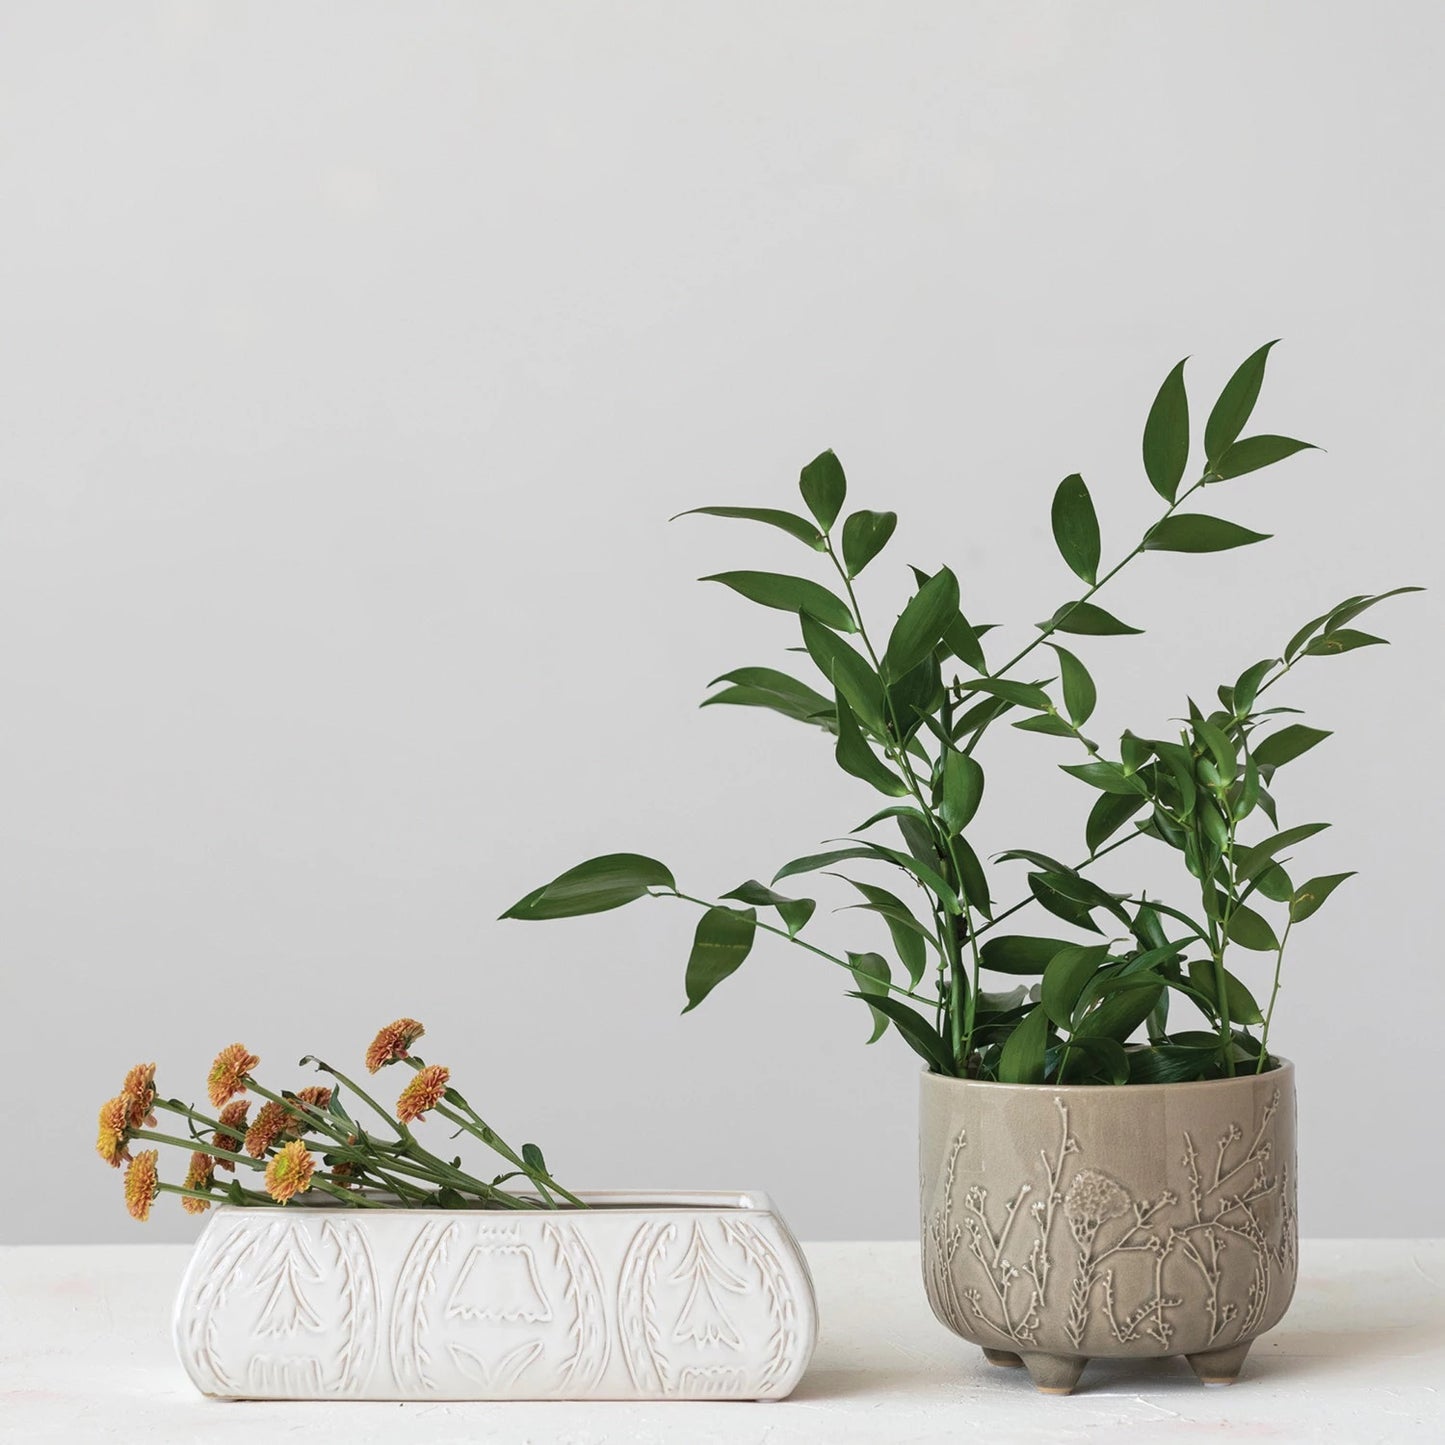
left=2, top=1, right=1441, bottom=1245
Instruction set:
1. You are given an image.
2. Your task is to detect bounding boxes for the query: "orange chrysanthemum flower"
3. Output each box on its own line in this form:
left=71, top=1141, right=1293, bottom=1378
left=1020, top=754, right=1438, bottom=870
left=181, top=1152, right=214, bottom=1215
left=365, top=1018, right=425, bottom=1073
left=96, top=1096, right=131, bottom=1168
left=124, top=1150, right=160, bottom=1222
left=207, top=1044, right=260, bottom=1109
left=212, top=1100, right=249, bottom=1168
left=120, top=1063, right=158, bottom=1129
left=244, top=1100, right=291, bottom=1158
left=264, top=1140, right=315, bottom=1204
left=293, top=1085, right=332, bottom=1111
left=396, top=1064, right=449, bottom=1124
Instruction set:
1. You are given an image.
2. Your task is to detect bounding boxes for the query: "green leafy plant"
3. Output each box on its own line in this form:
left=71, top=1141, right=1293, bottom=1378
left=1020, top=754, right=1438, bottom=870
left=505, top=344, right=1418, bottom=1085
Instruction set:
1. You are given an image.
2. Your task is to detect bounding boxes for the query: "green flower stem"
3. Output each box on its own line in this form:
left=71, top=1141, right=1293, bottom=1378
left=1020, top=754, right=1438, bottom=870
left=436, top=1088, right=583, bottom=1209
left=666, top=890, right=935, bottom=1006
left=1258, top=917, right=1293, bottom=1071
left=132, top=1129, right=264, bottom=1172
left=156, top=1181, right=272, bottom=1207
left=299, top=1060, right=412, bottom=1142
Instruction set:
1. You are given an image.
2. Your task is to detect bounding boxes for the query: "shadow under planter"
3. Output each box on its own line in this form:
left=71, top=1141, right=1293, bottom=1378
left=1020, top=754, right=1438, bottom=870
left=919, top=1062, right=1297, bottom=1394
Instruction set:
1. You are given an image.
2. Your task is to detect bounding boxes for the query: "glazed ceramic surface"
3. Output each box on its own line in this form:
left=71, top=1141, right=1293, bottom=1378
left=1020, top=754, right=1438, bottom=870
left=920, top=1063, right=1297, bottom=1390
left=173, top=1190, right=816, bottom=1401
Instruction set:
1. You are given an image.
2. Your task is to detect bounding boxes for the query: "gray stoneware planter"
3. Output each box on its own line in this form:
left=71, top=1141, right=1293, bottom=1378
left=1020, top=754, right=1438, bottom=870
left=920, top=1061, right=1297, bottom=1394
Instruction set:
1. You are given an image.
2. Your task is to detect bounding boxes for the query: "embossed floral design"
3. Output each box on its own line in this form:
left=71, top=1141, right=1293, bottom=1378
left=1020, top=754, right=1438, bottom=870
left=923, top=1090, right=1295, bottom=1360
left=1062, top=1170, right=1130, bottom=1245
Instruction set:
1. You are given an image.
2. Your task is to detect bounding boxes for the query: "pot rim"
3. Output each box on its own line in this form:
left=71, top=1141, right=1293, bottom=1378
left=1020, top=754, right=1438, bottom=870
left=921, top=1056, right=1293, bottom=1095
left=200, top=1188, right=782, bottom=1217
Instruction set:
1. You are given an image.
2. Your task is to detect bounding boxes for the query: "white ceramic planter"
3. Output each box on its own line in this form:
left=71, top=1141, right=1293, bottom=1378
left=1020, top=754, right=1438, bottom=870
left=173, top=1190, right=817, bottom=1401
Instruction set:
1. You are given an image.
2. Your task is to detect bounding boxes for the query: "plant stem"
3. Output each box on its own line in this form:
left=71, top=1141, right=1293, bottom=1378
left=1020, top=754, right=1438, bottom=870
left=822, top=536, right=972, bottom=1058
left=985, top=475, right=1211, bottom=690
left=665, top=890, right=936, bottom=1005
left=1258, top=917, right=1292, bottom=1071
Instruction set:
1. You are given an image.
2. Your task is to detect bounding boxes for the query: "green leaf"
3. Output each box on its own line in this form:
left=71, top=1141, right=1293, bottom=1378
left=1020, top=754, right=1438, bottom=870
left=998, top=1004, right=1050, bottom=1084
left=840, top=509, right=897, bottom=578
left=521, top=1142, right=547, bottom=1173
left=943, top=610, right=987, bottom=672
left=672, top=505, right=824, bottom=549
left=772, top=847, right=877, bottom=883
left=883, top=567, right=960, bottom=679
left=703, top=571, right=855, bottom=632
left=954, top=676, right=1054, bottom=711
left=1077, top=979, right=1163, bottom=1043
left=682, top=906, right=757, bottom=1012
left=1060, top=760, right=1148, bottom=795
left=1193, top=718, right=1238, bottom=783
left=950, top=833, right=993, bottom=916
left=1323, top=585, right=1424, bottom=633
left=847, top=992, right=953, bottom=1073
left=1128, top=1043, right=1223, bottom=1084
left=1233, top=823, right=1329, bottom=883
left=1212, top=435, right=1316, bottom=479
left=1050, top=474, right=1101, bottom=585
left=800, top=614, right=886, bottom=733
left=979, top=934, right=1075, bottom=976
left=1254, top=724, right=1331, bottom=769
left=1055, top=1035, right=1131, bottom=1085
left=703, top=668, right=834, bottom=729
left=1041, top=944, right=1110, bottom=1029
left=1086, top=790, right=1147, bottom=853
left=1225, top=903, right=1279, bottom=951
left=1142, top=357, right=1190, bottom=502
left=1232, top=657, right=1277, bottom=716
left=1043, top=601, right=1143, bottom=636
left=835, top=691, right=909, bottom=796
left=1143, top=515, right=1271, bottom=553
left=1290, top=871, right=1355, bottom=923
left=1204, top=340, right=1278, bottom=463
left=1186, top=961, right=1264, bottom=1026
left=502, top=853, right=675, bottom=920
left=1048, top=642, right=1096, bottom=726
left=1252, top=861, right=1294, bottom=903
left=847, top=951, right=893, bottom=1043
left=835, top=878, right=932, bottom=988
left=1303, top=628, right=1387, bottom=657
left=939, top=748, right=985, bottom=833
left=1013, top=713, right=1077, bottom=738
left=799, top=449, right=847, bottom=531
left=720, top=880, right=816, bottom=937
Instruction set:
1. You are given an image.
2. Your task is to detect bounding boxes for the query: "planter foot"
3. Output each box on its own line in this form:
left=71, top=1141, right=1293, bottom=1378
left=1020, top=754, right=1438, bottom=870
left=1186, top=1342, right=1252, bottom=1386
left=1018, top=1352, right=1087, bottom=1395
left=981, top=1348, right=1024, bottom=1368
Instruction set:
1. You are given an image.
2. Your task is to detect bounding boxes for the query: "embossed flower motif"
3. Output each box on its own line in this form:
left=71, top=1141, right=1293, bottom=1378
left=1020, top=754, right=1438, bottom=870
left=120, top=1063, right=157, bottom=1130
left=396, top=1063, right=450, bottom=1123
left=124, top=1149, right=160, bottom=1221
left=207, top=1044, right=260, bottom=1109
left=244, top=1101, right=293, bottom=1158
left=181, top=1152, right=215, bottom=1214
left=365, top=1018, right=425, bottom=1074
left=1062, top=1168, right=1130, bottom=1241
left=96, top=1096, right=131, bottom=1168
left=264, top=1140, right=315, bottom=1203
left=212, top=1100, right=249, bottom=1168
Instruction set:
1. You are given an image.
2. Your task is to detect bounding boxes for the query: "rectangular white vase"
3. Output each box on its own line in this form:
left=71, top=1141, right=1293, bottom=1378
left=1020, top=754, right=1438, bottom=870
left=172, top=1190, right=817, bottom=1401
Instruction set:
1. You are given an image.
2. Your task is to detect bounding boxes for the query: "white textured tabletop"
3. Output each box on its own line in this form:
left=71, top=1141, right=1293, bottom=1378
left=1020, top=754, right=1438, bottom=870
left=2, top=1239, right=1442, bottom=1443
